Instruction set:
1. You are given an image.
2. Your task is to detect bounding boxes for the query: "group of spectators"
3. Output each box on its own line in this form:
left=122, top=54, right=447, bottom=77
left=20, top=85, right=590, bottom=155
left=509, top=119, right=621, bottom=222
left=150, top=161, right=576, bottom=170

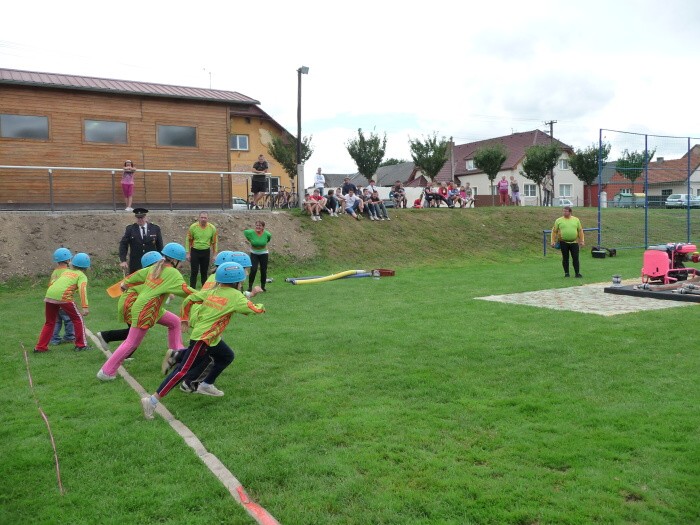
left=414, top=182, right=475, bottom=209
left=304, top=176, right=393, bottom=222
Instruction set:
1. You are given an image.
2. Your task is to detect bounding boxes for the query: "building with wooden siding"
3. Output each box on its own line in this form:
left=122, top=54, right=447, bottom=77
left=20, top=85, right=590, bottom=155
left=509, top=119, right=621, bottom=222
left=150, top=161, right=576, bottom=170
left=0, top=68, right=293, bottom=208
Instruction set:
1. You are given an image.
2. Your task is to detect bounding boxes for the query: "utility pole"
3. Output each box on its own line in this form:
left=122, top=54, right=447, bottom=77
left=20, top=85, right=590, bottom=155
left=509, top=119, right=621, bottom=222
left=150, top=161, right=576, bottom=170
left=544, top=120, right=557, bottom=206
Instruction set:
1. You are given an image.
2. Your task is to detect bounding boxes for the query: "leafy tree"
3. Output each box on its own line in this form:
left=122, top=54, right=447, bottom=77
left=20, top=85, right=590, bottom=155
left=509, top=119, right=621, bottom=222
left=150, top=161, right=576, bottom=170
left=409, top=133, right=451, bottom=184
left=521, top=144, right=560, bottom=205
left=346, top=128, right=387, bottom=180
left=266, top=134, right=313, bottom=187
left=473, top=144, right=507, bottom=205
left=569, top=142, right=611, bottom=206
left=616, top=148, right=656, bottom=201
left=380, top=158, right=409, bottom=167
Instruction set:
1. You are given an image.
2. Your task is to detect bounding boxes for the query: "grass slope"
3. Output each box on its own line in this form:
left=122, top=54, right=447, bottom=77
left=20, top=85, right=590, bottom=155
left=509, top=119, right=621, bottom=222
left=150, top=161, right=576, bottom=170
left=2, top=207, right=699, bottom=524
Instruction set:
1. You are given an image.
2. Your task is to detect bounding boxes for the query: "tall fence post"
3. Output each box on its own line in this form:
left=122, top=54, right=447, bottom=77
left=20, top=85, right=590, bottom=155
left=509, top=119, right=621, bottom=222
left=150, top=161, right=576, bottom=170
left=168, top=172, right=173, bottom=211
left=220, top=173, right=225, bottom=211
left=111, top=170, right=117, bottom=211
left=48, top=169, right=54, bottom=212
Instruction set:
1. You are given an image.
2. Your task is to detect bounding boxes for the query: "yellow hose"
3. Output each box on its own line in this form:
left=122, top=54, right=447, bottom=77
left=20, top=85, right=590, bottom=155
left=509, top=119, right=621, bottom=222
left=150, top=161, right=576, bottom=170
left=292, top=270, right=365, bottom=285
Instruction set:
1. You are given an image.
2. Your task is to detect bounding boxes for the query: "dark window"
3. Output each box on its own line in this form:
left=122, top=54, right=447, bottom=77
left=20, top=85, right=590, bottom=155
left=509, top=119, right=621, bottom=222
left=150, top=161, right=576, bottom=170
left=230, top=134, right=249, bottom=150
left=0, top=114, right=49, bottom=139
left=157, top=125, right=197, bottom=147
left=85, top=120, right=127, bottom=144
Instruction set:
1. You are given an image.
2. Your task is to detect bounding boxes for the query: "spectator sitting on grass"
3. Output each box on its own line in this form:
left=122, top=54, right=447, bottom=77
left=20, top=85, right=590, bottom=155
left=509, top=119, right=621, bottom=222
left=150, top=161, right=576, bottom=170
left=361, top=188, right=380, bottom=220
left=438, top=182, right=455, bottom=208
left=390, top=180, right=407, bottom=209
left=304, top=189, right=326, bottom=221
left=325, top=189, right=339, bottom=217
left=341, top=177, right=358, bottom=196
left=448, top=182, right=462, bottom=208
left=370, top=190, right=390, bottom=220
left=343, top=188, right=364, bottom=220
left=464, top=183, right=475, bottom=208
left=334, top=187, right=346, bottom=214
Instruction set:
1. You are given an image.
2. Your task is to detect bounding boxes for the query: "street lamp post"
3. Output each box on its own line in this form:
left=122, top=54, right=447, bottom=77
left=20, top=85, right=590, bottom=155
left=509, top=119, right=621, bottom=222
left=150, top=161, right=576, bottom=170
left=296, top=66, right=309, bottom=208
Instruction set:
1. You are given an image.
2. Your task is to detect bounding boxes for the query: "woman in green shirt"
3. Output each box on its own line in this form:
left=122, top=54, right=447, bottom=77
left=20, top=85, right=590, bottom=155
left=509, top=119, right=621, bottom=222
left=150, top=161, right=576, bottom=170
left=243, top=220, right=272, bottom=292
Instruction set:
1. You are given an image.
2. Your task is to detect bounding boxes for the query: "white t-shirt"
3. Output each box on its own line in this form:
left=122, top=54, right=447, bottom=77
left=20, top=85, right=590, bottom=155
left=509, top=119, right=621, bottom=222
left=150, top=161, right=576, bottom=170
left=314, top=173, right=325, bottom=189
left=344, top=194, right=360, bottom=209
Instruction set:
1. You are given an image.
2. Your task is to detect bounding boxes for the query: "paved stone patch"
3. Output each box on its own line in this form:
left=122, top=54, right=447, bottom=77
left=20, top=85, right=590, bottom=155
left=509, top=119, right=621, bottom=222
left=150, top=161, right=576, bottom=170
left=477, top=280, right=697, bottom=316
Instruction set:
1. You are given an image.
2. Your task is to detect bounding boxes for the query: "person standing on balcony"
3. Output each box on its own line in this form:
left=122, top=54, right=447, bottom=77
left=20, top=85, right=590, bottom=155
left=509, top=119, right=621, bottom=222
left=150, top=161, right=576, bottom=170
left=251, top=154, right=269, bottom=209
left=185, top=211, right=218, bottom=289
left=119, top=208, right=164, bottom=274
left=122, top=160, right=136, bottom=212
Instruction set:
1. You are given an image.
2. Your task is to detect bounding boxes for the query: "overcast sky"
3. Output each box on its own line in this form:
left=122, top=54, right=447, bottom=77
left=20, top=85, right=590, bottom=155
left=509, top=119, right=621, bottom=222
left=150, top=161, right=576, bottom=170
left=3, top=0, right=699, bottom=186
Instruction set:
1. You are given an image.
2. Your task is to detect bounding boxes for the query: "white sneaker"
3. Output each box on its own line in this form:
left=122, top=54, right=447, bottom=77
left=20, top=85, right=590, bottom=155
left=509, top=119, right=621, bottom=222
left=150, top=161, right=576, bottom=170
left=125, top=207, right=133, bottom=212
left=195, top=382, right=224, bottom=397
left=161, top=349, right=178, bottom=375
left=379, top=217, right=385, bottom=221
left=317, top=215, right=322, bottom=221
left=385, top=216, right=391, bottom=220
left=97, top=369, right=115, bottom=381
left=311, top=215, right=317, bottom=221
left=141, top=397, right=155, bottom=420
left=370, top=216, right=375, bottom=221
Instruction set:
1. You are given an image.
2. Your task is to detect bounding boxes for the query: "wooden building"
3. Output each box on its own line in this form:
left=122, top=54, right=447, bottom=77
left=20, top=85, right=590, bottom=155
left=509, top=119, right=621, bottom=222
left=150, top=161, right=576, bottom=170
left=0, top=68, right=293, bottom=208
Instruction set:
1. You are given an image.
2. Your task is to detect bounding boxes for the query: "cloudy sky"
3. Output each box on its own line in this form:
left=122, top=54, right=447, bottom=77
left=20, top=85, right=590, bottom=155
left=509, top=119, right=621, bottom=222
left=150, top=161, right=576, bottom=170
left=3, top=0, right=698, bottom=185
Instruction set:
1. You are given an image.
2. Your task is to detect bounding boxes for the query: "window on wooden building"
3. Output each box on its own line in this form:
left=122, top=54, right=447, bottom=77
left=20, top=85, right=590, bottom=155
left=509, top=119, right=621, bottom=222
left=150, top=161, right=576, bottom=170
left=85, top=120, right=127, bottom=144
left=230, top=134, right=249, bottom=151
left=157, top=125, right=197, bottom=147
left=0, top=114, right=49, bottom=139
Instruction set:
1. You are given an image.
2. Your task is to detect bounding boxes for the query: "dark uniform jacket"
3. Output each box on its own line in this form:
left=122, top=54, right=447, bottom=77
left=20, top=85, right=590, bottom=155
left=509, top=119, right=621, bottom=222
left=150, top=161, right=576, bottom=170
left=119, top=222, right=164, bottom=274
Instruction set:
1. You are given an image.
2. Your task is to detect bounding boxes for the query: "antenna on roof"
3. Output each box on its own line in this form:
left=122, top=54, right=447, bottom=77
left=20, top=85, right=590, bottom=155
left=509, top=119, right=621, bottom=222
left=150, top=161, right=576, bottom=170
left=202, top=68, right=212, bottom=89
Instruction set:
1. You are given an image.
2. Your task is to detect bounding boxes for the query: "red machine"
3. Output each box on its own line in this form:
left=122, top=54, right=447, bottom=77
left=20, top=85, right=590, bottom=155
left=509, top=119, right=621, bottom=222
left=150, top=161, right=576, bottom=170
left=641, top=243, right=700, bottom=284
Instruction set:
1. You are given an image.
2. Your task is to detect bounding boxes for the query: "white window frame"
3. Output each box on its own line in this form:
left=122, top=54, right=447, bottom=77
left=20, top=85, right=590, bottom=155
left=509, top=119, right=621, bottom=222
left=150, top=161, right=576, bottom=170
left=466, top=159, right=475, bottom=170
left=524, top=184, right=537, bottom=197
left=559, top=184, right=572, bottom=197
left=558, top=159, right=570, bottom=170
left=621, top=188, right=632, bottom=195
left=230, top=134, right=249, bottom=151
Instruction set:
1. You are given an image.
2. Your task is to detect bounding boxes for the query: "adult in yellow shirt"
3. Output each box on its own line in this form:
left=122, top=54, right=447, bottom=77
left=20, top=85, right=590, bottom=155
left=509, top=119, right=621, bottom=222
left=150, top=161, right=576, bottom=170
left=551, top=206, right=585, bottom=278
left=186, top=211, right=218, bottom=289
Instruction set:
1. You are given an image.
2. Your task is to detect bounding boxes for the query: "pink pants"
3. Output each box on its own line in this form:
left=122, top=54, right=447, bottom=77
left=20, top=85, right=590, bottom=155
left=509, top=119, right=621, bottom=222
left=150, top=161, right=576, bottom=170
left=101, top=311, right=183, bottom=376
left=121, top=182, right=134, bottom=198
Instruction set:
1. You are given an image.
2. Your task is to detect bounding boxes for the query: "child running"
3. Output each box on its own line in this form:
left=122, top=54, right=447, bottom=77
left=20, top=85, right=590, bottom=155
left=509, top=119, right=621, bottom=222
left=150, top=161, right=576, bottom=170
left=141, top=262, right=265, bottom=418
left=97, top=243, right=194, bottom=381
left=35, top=252, right=91, bottom=352
left=48, top=247, right=76, bottom=346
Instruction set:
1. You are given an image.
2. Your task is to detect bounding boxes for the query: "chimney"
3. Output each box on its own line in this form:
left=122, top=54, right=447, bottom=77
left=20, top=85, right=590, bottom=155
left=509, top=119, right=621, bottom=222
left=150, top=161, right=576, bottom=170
left=656, top=157, right=664, bottom=163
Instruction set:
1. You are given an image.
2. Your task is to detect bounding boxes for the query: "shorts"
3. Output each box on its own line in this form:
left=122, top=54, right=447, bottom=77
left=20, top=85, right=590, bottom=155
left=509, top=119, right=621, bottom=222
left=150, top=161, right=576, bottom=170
left=511, top=191, right=520, bottom=201
left=251, top=180, right=267, bottom=193
left=121, top=183, right=134, bottom=197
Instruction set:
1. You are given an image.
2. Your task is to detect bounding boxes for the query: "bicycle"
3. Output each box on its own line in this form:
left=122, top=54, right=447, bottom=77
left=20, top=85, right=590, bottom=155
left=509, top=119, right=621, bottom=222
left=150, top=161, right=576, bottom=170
left=275, top=186, right=299, bottom=209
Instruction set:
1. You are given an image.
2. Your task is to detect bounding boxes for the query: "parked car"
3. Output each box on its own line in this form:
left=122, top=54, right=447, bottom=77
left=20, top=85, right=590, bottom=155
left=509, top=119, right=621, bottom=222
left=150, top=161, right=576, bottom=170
left=557, top=198, right=574, bottom=207
left=665, top=194, right=700, bottom=208
left=232, top=197, right=249, bottom=210
left=613, top=193, right=645, bottom=208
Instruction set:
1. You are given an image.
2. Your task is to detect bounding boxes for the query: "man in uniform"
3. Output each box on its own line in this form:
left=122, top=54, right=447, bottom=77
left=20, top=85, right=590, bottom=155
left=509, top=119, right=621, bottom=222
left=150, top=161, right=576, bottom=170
left=119, top=208, right=164, bottom=274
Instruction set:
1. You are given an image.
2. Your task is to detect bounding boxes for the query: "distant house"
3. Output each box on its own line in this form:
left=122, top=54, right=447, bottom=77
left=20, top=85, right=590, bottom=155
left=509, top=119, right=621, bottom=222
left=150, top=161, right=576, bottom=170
left=0, top=68, right=293, bottom=207
left=418, top=130, right=579, bottom=206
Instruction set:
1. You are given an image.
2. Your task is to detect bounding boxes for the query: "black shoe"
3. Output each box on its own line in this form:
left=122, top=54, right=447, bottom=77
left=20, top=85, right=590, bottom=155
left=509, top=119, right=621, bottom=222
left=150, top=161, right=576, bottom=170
left=564, top=273, right=570, bottom=277
left=575, top=274, right=583, bottom=278
left=74, top=345, right=92, bottom=351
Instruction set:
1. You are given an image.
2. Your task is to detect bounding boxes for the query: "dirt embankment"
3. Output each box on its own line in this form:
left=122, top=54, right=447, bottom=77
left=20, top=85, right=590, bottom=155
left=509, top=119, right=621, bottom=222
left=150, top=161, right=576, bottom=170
left=0, top=211, right=316, bottom=282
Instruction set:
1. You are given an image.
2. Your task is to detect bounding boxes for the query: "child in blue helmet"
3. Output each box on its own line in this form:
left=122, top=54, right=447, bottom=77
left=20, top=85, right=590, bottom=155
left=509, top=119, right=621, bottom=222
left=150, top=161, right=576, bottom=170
left=49, top=247, right=76, bottom=346
left=141, top=262, right=265, bottom=419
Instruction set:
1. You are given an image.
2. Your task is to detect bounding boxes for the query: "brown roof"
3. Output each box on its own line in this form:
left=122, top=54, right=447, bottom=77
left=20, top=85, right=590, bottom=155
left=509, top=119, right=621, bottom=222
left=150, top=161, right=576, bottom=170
left=608, top=151, right=700, bottom=185
left=0, top=67, right=260, bottom=105
left=434, top=130, right=573, bottom=184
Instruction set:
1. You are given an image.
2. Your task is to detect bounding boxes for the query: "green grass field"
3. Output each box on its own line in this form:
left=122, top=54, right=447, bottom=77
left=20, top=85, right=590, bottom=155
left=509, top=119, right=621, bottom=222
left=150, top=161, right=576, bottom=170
left=2, top=208, right=699, bottom=524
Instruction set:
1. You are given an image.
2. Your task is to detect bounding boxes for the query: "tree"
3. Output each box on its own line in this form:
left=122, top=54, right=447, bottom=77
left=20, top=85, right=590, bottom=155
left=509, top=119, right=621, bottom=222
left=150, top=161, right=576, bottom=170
left=408, top=133, right=451, bottom=184
left=616, top=148, right=656, bottom=202
left=521, top=144, right=560, bottom=205
left=569, top=142, right=611, bottom=206
left=380, top=158, right=409, bottom=167
left=473, top=144, right=507, bottom=206
left=346, top=128, right=387, bottom=180
left=266, top=134, right=313, bottom=187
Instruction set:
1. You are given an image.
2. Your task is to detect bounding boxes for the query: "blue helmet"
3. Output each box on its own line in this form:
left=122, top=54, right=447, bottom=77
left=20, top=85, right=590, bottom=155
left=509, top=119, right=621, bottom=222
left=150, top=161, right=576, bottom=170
left=53, top=247, right=72, bottom=263
left=72, top=252, right=91, bottom=269
left=162, top=242, right=186, bottom=261
left=214, top=250, right=236, bottom=266
left=231, top=251, right=252, bottom=268
left=215, top=262, right=246, bottom=284
left=141, top=251, right=163, bottom=268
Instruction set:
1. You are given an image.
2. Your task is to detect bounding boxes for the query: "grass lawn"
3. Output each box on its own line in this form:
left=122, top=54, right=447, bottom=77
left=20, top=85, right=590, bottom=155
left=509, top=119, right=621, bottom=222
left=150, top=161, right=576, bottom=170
left=1, top=208, right=699, bottom=524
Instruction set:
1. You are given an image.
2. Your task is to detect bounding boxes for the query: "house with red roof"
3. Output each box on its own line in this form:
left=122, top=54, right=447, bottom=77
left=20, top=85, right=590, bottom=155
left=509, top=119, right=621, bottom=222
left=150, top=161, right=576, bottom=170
left=406, top=130, right=580, bottom=206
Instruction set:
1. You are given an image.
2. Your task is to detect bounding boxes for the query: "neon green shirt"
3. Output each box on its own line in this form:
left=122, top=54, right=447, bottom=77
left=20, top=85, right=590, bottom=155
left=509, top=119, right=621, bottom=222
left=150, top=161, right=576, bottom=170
left=243, top=229, right=271, bottom=254
left=130, top=266, right=194, bottom=329
left=45, top=269, right=89, bottom=308
left=186, top=222, right=218, bottom=252
left=181, top=285, right=264, bottom=346
left=552, top=216, right=584, bottom=244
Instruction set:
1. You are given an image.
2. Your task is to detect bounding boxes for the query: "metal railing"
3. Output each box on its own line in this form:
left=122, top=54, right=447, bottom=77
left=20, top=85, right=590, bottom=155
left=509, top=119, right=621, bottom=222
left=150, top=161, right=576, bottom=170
left=0, top=164, right=272, bottom=212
